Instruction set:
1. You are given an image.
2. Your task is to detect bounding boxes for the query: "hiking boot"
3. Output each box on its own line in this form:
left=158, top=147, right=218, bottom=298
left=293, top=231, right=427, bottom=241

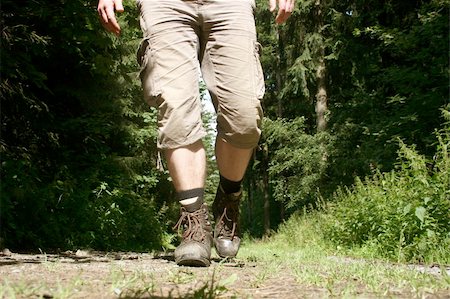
left=173, top=203, right=213, bottom=267
left=212, top=186, right=241, bottom=258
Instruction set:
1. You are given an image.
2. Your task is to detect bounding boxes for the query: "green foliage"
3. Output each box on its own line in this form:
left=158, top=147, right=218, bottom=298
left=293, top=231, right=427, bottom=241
left=199, top=79, right=220, bottom=206
left=246, top=0, right=448, bottom=238
left=263, top=117, right=333, bottom=210
left=328, top=0, right=449, bottom=182
left=324, top=110, right=450, bottom=263
left=0, top=0, right=172, bottom=251
left=1, top=0, right=448, bottom=254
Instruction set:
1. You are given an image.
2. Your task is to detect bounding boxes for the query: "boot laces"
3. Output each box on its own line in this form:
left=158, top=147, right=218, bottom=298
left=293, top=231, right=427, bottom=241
left=173, top=208, right=208, bottom=242
left=217, top=203, right=238, bottom=238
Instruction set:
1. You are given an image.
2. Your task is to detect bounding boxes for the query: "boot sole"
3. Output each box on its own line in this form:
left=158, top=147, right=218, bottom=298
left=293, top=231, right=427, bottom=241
left=176, top=256, right=210, bottom=267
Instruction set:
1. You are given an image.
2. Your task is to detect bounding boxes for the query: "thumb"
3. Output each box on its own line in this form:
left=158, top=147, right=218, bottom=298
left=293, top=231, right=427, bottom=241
left=114, top=0, right=124, bottom=12
left=269, top=0, right=276, bottom=12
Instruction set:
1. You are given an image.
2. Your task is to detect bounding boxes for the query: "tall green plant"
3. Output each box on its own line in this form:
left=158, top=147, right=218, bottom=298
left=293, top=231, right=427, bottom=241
left=325, top=108, right=450, bottom=263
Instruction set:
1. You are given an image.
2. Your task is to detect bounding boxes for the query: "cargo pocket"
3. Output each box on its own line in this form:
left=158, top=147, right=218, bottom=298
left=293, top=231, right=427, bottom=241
left=136, top=38, right=148, bottom=73
left=253, top=41, right=265, bottom=100
left=136, top=38, right=162, bottom=106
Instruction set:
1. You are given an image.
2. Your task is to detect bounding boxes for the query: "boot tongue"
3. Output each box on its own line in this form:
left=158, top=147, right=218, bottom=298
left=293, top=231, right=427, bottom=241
left=183, top=199, right=204, bottom=213
left=230, top=190, right=242, bottom=200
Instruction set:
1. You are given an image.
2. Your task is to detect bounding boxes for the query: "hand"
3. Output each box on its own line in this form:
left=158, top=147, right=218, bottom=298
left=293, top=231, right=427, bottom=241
left=97, top=0, right=124, bottom=36
left=269, top=0, right=295, bottom=24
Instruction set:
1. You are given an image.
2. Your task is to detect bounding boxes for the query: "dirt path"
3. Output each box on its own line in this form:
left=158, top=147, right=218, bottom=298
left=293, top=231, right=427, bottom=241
left=1, top=250, right=449, bottom=298
left=1, top=250, right=323, bottom=298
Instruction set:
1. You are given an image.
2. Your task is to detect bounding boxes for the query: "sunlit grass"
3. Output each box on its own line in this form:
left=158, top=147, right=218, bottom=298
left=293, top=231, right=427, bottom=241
left=0, top=276, right=85, bottom=299
left=108, top=266, right=155, bottom=297
left=238, top=214, right=450, bottom=298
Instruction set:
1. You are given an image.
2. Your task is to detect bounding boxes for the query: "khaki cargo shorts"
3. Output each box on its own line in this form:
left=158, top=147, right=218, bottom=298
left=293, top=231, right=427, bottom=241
left=137, top=0, right=265, bottom=149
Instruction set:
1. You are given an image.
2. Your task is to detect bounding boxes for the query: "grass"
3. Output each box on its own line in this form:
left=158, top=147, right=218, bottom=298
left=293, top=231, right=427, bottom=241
left=0, top=277, right=82, bottom=299
left=109, top=267, right=155, bottom=297
left=236, top=206, right=450, bottom=298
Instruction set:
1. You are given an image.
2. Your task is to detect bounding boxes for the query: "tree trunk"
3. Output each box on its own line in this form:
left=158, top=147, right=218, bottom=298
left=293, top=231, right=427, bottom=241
left=315, top=56, right=328, bottom=132
left=262, top=143, right=270, bottom=235
left=276, top=26, right=289, bottom=222
left=246, top=158, right=254, bottom=229
left=315, top=0, right=328, bottom=132
left=276, top=26, right=286, bottom=118
left=280, top=199, right=286, bottom=221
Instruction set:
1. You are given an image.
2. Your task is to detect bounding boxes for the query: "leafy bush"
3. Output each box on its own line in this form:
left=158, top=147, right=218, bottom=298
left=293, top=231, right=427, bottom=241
left=324, top=108, right=450, bottom=263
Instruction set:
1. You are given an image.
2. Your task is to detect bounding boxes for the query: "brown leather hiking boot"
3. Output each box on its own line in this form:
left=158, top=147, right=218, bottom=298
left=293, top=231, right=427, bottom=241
left=173, top=203, right=213, bottom=267
left=212, top=187, right=241, bottom=258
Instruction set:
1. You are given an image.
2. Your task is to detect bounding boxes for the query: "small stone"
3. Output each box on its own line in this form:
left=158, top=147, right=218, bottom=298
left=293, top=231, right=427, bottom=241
left=1, top=248, right=12, bottom=256
left=114, top=254, right=122, bottom=260
left=75, top=249, right=90, bottom=257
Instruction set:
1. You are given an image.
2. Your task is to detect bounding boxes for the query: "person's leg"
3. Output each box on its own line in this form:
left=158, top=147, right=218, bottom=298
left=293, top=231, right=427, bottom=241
left=215, top=138, right=253, bottom=184
left=166, top=140, right=206, bottom=193
left=212, top=139, right=254, bottom=258
left=138, top=0, right=212, bottom=266
left=168, top=142, right=212, bottom=267
left=166, top=140, right=206, bottom=206
left=200, top=0, right=265, bottom=258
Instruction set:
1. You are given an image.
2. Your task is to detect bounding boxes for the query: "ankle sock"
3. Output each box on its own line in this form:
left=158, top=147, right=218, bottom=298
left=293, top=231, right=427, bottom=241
left=178, top=188, right=204, bottom=212
left=219, top=175, right=242, bottom=195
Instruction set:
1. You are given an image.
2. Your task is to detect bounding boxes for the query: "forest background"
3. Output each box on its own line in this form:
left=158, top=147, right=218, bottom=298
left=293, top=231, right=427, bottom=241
left=1, top=0, right=449, bottom=264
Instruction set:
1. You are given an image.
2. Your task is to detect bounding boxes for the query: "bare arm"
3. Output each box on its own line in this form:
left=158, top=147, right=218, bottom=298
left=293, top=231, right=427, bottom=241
left=269, top=0, right=295, bottom=24
left=97, top=0, right=124, bottom=36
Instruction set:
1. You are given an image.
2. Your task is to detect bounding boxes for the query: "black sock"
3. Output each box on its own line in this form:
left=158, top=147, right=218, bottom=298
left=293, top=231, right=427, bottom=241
left=219, top=175, right=242, bottom=194
left=177, top=188, right=204, bottom=212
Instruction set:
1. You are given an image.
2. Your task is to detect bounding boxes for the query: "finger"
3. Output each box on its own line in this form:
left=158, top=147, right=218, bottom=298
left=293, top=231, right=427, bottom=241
left=98, top=6, right=109, bottom=25
left=97, top=0, right=122, bottom=35
left=114, top=0, right=124, bottom=12
left=287, top=0, right=295, bottom=12
left=278, top=0, right=287, bottom=11
left=275, top=11, right=291, bottom=24
left=286, top=0, right=295, bottom=13
left=275, top=14, right=285, bottom=24
left=279, top=13, right=291, bottom=24
left=276, top=0, right=294, bottom=24
left=105, top=6, right=121, bottom=34
left=269, top=0, right=276, bottom=12
left=99, top=17, right=115, bottom=34
left=275, top=0, right=286, bottom=22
